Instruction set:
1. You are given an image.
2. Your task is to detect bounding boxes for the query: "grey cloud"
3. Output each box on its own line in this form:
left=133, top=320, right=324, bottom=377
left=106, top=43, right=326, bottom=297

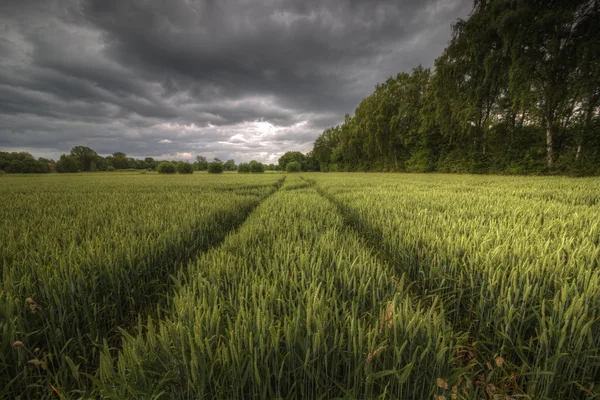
left=0, top=0, right=472, bottom=162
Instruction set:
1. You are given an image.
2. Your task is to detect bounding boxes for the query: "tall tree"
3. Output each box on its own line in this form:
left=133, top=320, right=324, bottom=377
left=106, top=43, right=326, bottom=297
left=501, top=0, right=592, bottom=166
left=313, top=126, right=341, bottom=170
left=70, top=146, right=98, bottom=172
left=389, top=66, right=432, bottom=169
left=224, top=159, right=236, bottom=171
left=55, top=154, right=82, bottom=173
left=110, top=152, right=129, bottom=169
left=278, top=152, right=306, bottom=171
left=429, top=9, right=506, bottom=154
left=572, top=0, right=600, bottom=161
left=195, top=156, right=208, bottom=171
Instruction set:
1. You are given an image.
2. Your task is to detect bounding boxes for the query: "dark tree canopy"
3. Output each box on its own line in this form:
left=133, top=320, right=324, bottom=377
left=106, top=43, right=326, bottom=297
left=0, top=152, right=51, bottom=173
left=249, top=160, right=265, bottom=173
left=311, top=0, right=600, bottom=175
left=278, top=152, right=305, bottom=171
left=157, top=162, right=176, bottom=174
left=278, top=151, right=320, bottom=172
left=55, top=155, right=82, bottom=173
left=207, top=161, right=224, bottom=174
left=176, top=162, right=194, bottom=174
left=194, top=156, right=208, bottom=171
left=0, top=147, right=243, bottom=175
left=286, top=161, right=301, bottom=172
left=224, top=159, right=236, bottom=171
left=70, top=146, right=98, bottom=172
left=109, top=152, right=129, bottom=170
left=237, top=163, right=251, bottom=173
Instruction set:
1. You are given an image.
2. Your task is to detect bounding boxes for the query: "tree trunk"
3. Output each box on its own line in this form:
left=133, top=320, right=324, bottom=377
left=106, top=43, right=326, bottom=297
left=546, top=126, right=554, bottom=166
left=576, top=143, right=582, bottom=161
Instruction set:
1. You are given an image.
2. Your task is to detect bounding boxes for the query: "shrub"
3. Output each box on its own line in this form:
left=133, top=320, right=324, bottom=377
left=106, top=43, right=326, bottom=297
left=249, top=160, right=265, bottom=173
left=157, top=162, right=176, bottom=174
left=176, top=162, right=194, bottom=174
left=286, top=161, right=301, bottom=172
left=237, top=163, right=251, bottom=173
left=207, top=161, right=224, bottom=174
left=107, top=166, right=116, bottom=172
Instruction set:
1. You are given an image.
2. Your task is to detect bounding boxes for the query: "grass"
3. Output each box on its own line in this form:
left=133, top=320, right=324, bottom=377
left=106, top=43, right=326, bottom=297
left=307, top=173, right=600, bottom=399
left=0, top=173, right=283, bottom=398
left=94, top=176, right=457, bottom=399
left=1, top=172, right=598, bottom=399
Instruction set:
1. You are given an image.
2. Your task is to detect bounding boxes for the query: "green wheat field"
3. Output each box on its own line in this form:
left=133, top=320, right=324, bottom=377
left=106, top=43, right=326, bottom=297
left=1, top=172, right=599, bottom=399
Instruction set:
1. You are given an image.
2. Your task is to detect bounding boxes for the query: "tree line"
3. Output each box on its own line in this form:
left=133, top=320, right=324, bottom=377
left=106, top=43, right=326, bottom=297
left=312, top=0, right=600, bottom=175
left=0, top=147, right=321, bottom=174
left=0, top=147, right=195, bottom=173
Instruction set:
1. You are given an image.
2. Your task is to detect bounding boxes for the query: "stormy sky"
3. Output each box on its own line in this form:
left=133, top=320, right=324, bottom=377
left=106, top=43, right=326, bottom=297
left=0, top=0, right=472, bottom=163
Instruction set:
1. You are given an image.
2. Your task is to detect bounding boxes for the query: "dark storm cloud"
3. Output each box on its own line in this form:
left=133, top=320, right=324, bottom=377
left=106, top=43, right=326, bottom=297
left=0, top=0, right=472, bottom=162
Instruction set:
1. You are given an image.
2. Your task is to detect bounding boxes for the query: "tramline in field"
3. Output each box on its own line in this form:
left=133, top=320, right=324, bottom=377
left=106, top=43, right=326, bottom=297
left=1, top=172, right=599, bottom=399
left=0, top=173, right=284, bottom=398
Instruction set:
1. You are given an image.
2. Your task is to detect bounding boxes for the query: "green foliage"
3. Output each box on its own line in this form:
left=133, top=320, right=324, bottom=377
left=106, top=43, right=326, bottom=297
left=405, top=148, right=435, bottom=172
left=310, top=1, right=600, bottom=176
left=313, top=126, right=341, bottom=170
left=0, top=173, right=284, bottom=398
left=157, top=162, right=176, bottom=174
left=55, top=154, right=82, bottom=173
left=286, top=161, right=301, bottom=172
left=249, top=160, right=265, bottom=173
left=279, top=152, right=320, bottom=172
left=303, top=152, right=320, bottom=171
left=5, top=160, right=26, bottom=173
left=223, top=159, right=236, bottom=171
left=70, top=146, right=99, bottom=172
left=207, top=161, right=224, bottom=174
left=109, top=152, right=129, bottom=170
left=237, top=163, right=251, bottom=173
left=144, top=157, right=155, bottom=170
left=194, top=156, right=208, bottom=171
left=176, top=162, right=193, bottom=174
left=312, top=173, right=600, bottom=398
left=1, top=173, right=599, bottom=398
left=278, top=151, right=305, bottom=171
left=96, top=176, right=456, bottom=399
left=468, top=152, right=490, bottom=174
left=436, top=149, right=470, bottom=173
left=0, top=152, right=51, bottom=173
left=1, top=147, right=236, bottom=175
